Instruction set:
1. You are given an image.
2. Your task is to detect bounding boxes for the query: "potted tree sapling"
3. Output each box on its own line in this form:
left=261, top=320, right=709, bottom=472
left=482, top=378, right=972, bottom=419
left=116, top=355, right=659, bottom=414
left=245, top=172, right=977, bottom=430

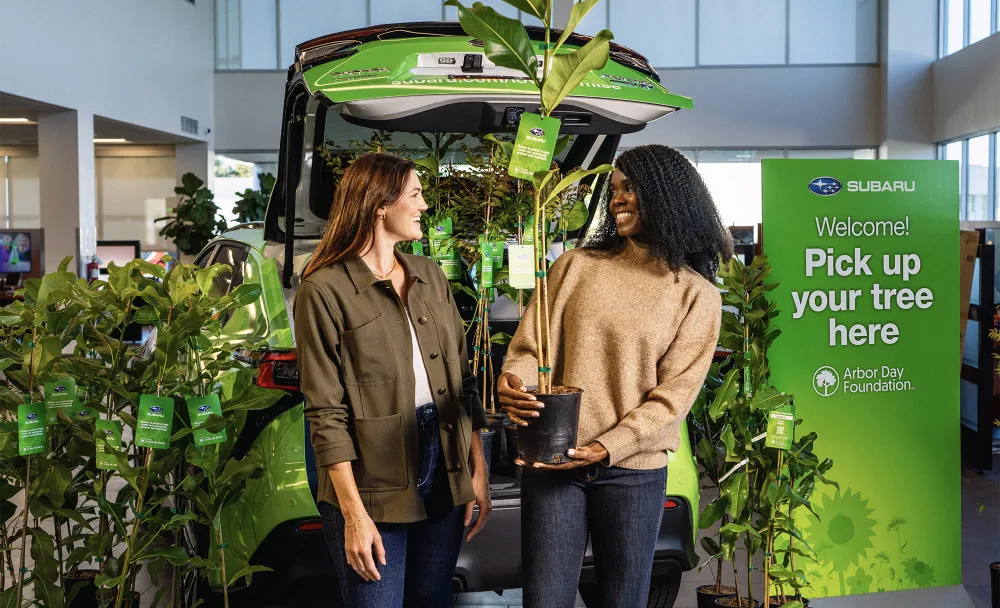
left=157, top=173, right=228, bottom=263
left=446, top=0, right=614, bottom=464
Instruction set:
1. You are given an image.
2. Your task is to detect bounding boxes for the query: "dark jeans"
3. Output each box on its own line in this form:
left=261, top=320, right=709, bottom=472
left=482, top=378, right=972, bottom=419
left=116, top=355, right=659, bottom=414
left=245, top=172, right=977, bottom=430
left=319, top=403, right=464, bottom=608
left=521, top=465, right=668, bottom=608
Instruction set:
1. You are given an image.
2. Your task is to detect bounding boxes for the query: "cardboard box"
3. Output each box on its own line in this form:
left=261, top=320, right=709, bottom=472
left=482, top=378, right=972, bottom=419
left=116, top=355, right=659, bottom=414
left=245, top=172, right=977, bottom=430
left=960, top=230, right=980, bottom=356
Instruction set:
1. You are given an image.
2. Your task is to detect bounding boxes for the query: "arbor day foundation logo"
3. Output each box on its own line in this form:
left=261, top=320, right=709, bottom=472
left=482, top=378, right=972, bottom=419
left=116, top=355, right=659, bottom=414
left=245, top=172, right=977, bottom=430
left=814, top=366, right=840, bottom=396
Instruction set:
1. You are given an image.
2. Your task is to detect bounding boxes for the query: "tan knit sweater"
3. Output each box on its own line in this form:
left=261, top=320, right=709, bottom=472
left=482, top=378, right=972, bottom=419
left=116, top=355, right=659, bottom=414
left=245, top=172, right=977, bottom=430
left=502, top=239, right=722, bottom=469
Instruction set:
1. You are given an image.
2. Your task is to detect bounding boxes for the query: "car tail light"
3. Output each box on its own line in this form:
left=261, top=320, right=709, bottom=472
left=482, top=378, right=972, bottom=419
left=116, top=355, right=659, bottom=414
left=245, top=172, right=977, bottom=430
left=296, top=520, right=323, bottom=532
left=663, top=499, right=680, bottom=509
left=258, top=350, right=300, bottom=391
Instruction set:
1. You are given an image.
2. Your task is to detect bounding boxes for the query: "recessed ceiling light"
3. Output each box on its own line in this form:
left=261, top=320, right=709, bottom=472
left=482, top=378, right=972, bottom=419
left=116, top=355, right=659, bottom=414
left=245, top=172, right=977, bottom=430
left=93, top=138, right=129, bottom=144
left=0, top=118, right=35, bottom=124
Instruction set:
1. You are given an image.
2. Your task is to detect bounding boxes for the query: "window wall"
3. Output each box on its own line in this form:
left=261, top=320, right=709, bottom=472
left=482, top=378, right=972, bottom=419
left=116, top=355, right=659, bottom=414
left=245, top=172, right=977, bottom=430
left=216, top=0, right=879, bottom=70
left=941, top=132, right=999, bottom=221
left=941, top=0, right=1000, bottom=56
left=674, top=148, right=877, bottom=228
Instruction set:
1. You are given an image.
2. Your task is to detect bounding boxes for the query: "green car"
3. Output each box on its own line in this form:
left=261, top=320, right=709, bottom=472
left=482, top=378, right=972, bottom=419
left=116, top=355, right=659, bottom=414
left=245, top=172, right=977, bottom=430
left=195, top=21, right=699, bottom=608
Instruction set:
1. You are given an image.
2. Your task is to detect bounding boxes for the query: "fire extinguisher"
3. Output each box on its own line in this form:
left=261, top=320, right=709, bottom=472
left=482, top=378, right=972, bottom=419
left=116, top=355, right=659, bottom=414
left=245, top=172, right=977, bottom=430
left=86, top=256, right=100, bottom=283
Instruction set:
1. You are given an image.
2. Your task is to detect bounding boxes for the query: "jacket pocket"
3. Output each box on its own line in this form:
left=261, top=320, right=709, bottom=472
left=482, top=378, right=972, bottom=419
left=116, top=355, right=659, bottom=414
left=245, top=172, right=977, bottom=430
left=425, top=301, right=461, bottom=362
left=342, top=314, right=397, bottom=386
left=352, top=413, right=408, bottom=491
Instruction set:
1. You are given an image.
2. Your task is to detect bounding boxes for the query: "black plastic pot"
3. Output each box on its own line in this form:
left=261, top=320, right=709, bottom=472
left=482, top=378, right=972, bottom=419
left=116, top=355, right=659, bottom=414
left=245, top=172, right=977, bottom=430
left=696, top=585, right=737, bottom=608
left=516, top=388, right=582, bottom=465
left=991, top=562, right=1000, bottom=608
left=64, top=569, right=99, bottom=608
left=486, top=414, right=505, bottom=473
left=502, top=423, right=519, bottom=472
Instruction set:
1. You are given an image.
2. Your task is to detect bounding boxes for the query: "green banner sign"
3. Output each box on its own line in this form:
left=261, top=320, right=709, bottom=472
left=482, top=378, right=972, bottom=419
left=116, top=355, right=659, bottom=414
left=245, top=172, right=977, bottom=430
left=762, top=159, right=960, bottom=597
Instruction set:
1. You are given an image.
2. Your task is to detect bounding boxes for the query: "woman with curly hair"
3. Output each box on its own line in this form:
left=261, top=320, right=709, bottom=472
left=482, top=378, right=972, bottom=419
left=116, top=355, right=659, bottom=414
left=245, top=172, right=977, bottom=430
left=498, top=144, right=732, bottom=608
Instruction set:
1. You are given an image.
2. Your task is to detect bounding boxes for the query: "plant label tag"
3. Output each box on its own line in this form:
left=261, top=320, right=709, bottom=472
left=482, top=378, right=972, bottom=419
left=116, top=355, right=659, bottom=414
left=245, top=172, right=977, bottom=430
left=480, top=242, right=494, bottom=288
left=430, top=217, right=453, bottom=240
left=17, top=402, right=47, bottom=456
left=439, top=255, right=462, bottom=281
left=136, top=395, right=174, bottom=449
left=94, top=420, right=122, bottom=470
left=44, top=377, right=78, bottom=424
left=411, top=240, right=425, bottom=256
left=78, top=387, right=90, bottom=403
left=75, top=407, right=99, bottom=424
left=508, top=245, right=535, bottom=289
left=491, top=241, right=504, bottom=271
left=523, top=215, right=535, bottom=246
left=187, top=394, right=227, bottom=447
left=508, top=113, right=561, bottom=180
left=765, top=403, right=795, bottom=450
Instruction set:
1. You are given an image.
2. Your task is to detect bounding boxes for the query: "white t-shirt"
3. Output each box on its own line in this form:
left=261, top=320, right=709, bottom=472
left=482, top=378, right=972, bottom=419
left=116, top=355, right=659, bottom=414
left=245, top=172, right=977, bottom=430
left=407, top=308, right=435, bottom=407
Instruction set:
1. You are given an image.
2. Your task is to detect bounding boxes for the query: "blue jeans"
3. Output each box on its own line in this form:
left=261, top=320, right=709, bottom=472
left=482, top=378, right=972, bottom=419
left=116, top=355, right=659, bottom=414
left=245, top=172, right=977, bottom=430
left=319, top=403, right=464, bottom=608
left=521, top=465, right=668, bottom=608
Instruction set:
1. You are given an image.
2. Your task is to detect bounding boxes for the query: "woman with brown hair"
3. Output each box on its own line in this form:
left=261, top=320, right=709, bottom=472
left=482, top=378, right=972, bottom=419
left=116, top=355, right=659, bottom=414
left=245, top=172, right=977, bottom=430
left=294, top=152, right=491, bottom=607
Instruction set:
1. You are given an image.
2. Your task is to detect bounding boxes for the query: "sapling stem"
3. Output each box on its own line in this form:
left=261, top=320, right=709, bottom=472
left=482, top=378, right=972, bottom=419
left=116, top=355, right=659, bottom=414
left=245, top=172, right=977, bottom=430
left=14, top=455, right=31, bottom=608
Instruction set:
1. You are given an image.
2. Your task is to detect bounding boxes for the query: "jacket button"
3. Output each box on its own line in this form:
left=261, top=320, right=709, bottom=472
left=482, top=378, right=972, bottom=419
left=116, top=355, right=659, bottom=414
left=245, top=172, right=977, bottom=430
left=418, top=317, right=428, bottom=325
left=443, top=423, right=454, bottom=431
left=437, top=388, right=446, bottom=395
left=450, top=464, right=463, bottom=472
left=430, top=352, right=439, bottom=360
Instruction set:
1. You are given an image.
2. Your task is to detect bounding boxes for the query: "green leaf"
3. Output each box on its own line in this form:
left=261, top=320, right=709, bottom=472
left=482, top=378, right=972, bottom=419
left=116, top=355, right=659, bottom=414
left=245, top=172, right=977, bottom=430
left=553, top=0, right=600, bottom=53
left=563, top=199, right=588, bottom=232
left=229, top=283, right=263, bottom=308
left=542, top=165, right=614, bottom=208
left=497, top=0, right=546, bottom=20
left=721, top=425, right=739, bottom=462
left=215, top=457, right=264, bottom=489
left=228, top=564, right=273, bottom=588
left=719, top=523, right=761, bottom=537
left=489, top=332, right=513, bottom=345
left=698, top=497, right=727, bottom=529
left=222, top=384, right=282, bottom=413
left=722, top=470, right=749, bottom=520
left=196, top=264, right=228, bottom=297
left=749, top=387, right=788, bottom=412
left=445, top=1, right=540, bottom=86
left=700, top=536, right=721, bottom=557
left=541, top=30, right=612, bottom=112
left=708, top=367, right=740, bottom=421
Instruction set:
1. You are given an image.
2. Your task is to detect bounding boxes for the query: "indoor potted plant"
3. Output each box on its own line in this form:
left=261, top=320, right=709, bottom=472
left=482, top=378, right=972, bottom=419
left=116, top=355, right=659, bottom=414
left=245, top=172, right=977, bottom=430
left=157, top=173, right=228, bottom=263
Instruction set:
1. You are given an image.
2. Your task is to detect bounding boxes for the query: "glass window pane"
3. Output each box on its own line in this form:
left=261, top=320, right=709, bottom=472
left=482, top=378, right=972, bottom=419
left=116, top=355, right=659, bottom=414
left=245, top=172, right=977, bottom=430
left=970, top=0, right=992, bottom=44
left=945, top=141, right=964, bottom=218
left=969, top=135, right=990, bottom=220
left=279, top=0, right=367, bottom=68
left=789, top=0, right=878, bottom=64
left=946, top=0, right=965, bottom=55
left=694, top=150, right=783, bottom=227
left=445, top=0, right=518, bottom=21
left=215, top=0, right=229, bottom=69
left=239, top=0, right=277, bottom=69
left=610, top=0, right=696, bottom=67
left=371, top=0, right=441, bottom=25
left=225, top=0, right=241, bottom=69
left=699, top=0, right=786, bottom=65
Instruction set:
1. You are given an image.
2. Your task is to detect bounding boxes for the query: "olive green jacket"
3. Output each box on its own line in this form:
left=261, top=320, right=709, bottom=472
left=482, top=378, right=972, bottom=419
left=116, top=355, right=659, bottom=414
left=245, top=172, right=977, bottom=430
left=293, top=254, right=488, bottom=523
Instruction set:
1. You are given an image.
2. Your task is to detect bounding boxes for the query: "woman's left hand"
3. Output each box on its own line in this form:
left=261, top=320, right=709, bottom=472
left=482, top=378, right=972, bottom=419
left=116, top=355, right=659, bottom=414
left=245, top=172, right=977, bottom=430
left=464, top=454, right=492, bottom=542
left=516, top=442, right=609, bottom=470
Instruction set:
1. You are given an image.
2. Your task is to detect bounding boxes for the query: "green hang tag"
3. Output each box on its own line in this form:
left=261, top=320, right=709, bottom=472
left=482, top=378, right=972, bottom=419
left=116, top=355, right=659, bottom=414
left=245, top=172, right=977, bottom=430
left=74, top=407, right=99, bottom=424
left=508, top=245, right=535, bottom=289
left=94, top=420, right=122, bottom=470
left=187, top=394, right=227, bottom=447
left=765, top=403, right=795, bottom=450
left=439, top=254, right=462, bottom=281
left=44, top=377, right=78, bottom=425
left=136, top=395, right=174, bottom=450
left=17, top=402, right=47, bottom=456
left=523, top=215, right=536, bottom=246
left=77, top=387, right=90, bottom=404
left=508, top=113, right=562, bottom=180
left=411, top=240, right=425, bottom=256
left=430, top=217, right=453, bottom=240
left=491, top=241, right=504, bottom=271
left=480, top=242, right=494, bottom=289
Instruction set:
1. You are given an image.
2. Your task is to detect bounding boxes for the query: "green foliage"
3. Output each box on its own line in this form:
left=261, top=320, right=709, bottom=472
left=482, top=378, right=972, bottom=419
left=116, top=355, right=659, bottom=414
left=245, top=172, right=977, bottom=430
left=232, top=173, right=275, bottom=224
left=157, top=173, right=228, bottom=255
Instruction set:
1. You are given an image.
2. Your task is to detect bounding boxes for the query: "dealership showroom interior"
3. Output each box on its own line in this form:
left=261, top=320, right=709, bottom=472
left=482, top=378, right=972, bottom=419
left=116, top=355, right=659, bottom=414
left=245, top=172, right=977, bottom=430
left=3, top=0, right=1000, bottom=607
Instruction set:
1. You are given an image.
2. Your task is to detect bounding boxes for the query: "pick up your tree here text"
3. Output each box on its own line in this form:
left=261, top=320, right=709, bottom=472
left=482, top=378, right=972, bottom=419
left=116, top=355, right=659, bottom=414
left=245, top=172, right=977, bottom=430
left=789, top=215, right=933, bottom=346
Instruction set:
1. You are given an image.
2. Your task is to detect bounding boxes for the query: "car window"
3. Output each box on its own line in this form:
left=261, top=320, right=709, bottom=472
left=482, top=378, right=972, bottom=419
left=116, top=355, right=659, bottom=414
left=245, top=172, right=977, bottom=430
left=194, top=245, right=216, bottom=269
left=208, top=244, right=247, bottom=298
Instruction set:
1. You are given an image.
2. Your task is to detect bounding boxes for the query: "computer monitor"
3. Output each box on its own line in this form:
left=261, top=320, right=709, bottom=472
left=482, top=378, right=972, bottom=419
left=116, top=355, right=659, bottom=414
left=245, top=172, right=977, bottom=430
left=96, top=240, right=141, bottom=276
left=0, top=231, right=33, bottom=275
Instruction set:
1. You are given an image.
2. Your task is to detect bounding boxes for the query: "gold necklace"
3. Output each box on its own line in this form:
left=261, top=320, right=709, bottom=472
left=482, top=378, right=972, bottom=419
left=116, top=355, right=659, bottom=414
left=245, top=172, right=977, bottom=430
left=370, top=255, right=397, bottom=280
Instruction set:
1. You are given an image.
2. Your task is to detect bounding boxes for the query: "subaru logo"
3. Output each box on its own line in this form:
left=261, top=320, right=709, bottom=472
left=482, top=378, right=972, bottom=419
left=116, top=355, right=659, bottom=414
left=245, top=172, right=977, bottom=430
left=26, top=413, right=37, bottom=421
left=529, top=128, right=544, bottom=136
left=198, top=405, right=210, bottom=412
left=149, top=406, right=163, bottom=413
left=809, top=177, right=842, bottom=196
left=78, top=410, right=91, bottom=417
left=104, top=430, right=113, bottom=436
left=54, top=386, right=66, bottom=394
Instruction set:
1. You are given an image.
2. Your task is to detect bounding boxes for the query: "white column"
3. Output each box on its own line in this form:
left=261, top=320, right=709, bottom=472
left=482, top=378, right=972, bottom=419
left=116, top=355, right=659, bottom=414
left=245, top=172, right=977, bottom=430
left=175, top=142, right=211, bottom=190
left=37, top=110, right=96, bottom=275
left=878, top=0, right=939, bottom=159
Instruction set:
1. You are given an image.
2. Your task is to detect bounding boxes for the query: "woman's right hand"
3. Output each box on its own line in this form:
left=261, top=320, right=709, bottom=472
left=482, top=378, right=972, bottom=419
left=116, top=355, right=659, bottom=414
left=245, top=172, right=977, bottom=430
left=343, top=512, right=385, bottom=582
left=498, top=372, right=543, bottom=427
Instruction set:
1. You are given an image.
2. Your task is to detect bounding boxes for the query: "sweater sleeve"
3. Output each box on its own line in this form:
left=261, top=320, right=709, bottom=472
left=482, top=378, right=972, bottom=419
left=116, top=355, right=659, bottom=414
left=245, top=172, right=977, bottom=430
left=596, top=283, right=722, bottom=466
left=500, top=251, right=573, bottom=388
left=294, top=280, right=357, bottom=468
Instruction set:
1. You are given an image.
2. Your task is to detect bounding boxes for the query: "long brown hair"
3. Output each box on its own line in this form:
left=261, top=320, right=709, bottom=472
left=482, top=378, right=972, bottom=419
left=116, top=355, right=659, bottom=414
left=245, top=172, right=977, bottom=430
left=302, top=152, right=416, bottom=279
